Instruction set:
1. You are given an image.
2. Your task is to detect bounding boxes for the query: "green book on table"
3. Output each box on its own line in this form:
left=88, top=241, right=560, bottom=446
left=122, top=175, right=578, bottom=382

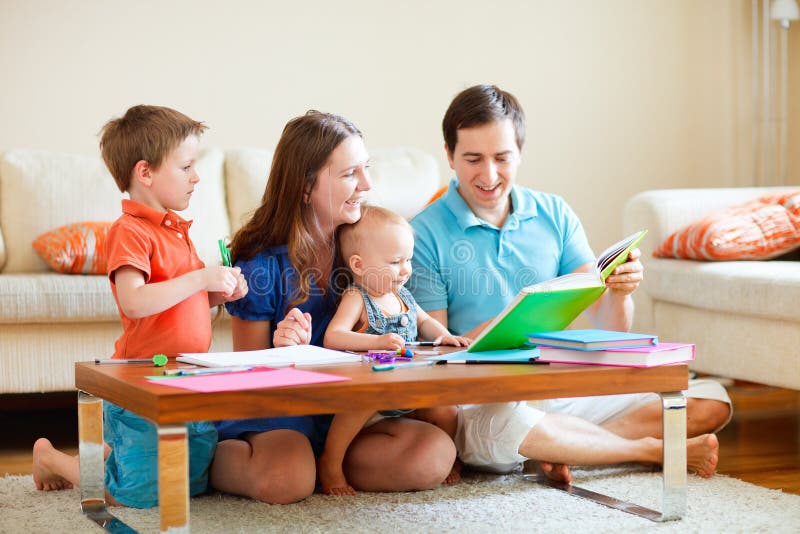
left=468, top=230, right=647, bottom=353
left=527, top=329, right=658, bottom=351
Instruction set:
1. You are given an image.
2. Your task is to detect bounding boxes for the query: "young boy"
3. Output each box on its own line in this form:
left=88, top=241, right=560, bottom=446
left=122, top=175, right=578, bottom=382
left=322, top=205, right=470, bottom=495
left=32, top=105, right=248, bottom=508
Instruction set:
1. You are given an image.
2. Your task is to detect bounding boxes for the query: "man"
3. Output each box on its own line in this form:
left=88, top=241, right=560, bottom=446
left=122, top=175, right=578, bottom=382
left=409, top=84, right=732, bottom=480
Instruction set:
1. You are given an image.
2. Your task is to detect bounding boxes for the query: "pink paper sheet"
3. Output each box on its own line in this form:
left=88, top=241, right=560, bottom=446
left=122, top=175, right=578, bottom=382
left=149, top=368, right=350, bottom=393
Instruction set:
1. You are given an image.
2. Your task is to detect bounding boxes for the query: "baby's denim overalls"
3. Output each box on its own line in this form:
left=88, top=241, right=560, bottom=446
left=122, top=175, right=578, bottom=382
left=355, top=284, right=418, bottom=418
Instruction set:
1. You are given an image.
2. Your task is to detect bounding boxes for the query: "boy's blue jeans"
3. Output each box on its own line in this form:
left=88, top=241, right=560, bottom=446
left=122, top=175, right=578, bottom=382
left=103, top=402, right=217, bottom=508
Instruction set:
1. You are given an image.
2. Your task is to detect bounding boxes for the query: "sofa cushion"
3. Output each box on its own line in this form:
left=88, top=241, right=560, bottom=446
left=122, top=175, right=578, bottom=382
left=0, top=150, right=123, bottom=273
left=223, top=146, right=441, bottom=233
left=0, top=273, right=119, bottom=323
left=653, top=191, right=800, bottom=260
left=367, top=147, right=441, bottom=219
left=0, top=148, right=228, bottom=273
left=645, top=257, right=800, bottom=322
left=224, top=148, right=272, bottom=233
left=32, top=221, right=111, bottom=274
left=0, top=226, right=5, bottom=270
left=177, top=148, right=230, bottom=266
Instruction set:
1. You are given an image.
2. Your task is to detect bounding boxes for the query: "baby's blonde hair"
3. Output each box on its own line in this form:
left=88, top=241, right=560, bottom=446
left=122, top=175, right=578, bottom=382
left=338, top=205, right=412, bottom=263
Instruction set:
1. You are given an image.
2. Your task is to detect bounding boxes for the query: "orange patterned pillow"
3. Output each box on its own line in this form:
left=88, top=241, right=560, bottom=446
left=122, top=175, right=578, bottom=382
left=32, top=222, right=112, bottom=274
left=425, top=184, right=448, bottom=207
left=653, top=191, right=800, bottom=260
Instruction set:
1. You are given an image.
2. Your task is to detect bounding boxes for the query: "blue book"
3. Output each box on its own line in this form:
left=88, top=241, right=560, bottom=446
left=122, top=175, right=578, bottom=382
left=526, top=329, right=658, bottom=351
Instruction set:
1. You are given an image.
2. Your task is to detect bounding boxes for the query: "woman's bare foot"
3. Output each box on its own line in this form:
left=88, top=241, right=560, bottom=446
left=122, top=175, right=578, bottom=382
left=443, top=458, right=462, bottom=485
left=687, top=433, right=719, bottom=478
left=32, top=438, right=74, bottom=491
left=317, top=457, right=357, bottom=496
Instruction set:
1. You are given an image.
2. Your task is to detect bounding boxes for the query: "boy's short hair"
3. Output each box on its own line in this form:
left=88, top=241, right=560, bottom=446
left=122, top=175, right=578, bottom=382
left=99, top=105, right=207, bottom=192
left=338, top=205, right=412, bottom=261
left=442, top=84, right=526, bottom=153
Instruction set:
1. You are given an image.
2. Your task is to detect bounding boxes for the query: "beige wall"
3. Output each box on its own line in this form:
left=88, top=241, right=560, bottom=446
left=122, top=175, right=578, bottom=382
left=0, top=0, right=788, bottom=250
left=789, top=14, right=800, bottom=185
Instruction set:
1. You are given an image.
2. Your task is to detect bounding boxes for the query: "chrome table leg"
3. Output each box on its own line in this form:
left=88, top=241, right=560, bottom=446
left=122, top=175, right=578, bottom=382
left=78, top=390, right=136, bottom=533
left=523, top=391, right=687, bottom=522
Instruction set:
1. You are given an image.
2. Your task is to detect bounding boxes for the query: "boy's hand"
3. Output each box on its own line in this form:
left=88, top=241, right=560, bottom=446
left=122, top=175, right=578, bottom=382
left=274, top=308, right=312, bottom=346
left=222, top=271, right=248, bottom=302
left=435, top=334, right=472, bottom=347
left=376, top=333, right=406, bottom=350
left=205, top=266, right=241, bottom=296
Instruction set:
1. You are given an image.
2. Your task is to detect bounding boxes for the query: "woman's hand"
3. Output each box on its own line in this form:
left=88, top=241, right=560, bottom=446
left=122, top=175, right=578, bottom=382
left=273, top=308, right=312, bottom=346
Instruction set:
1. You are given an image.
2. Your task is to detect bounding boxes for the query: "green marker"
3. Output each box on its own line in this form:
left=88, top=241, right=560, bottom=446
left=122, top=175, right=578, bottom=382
left=218, top=238, right=232, bottom=267
left=152, top=354, right=168, bottom=367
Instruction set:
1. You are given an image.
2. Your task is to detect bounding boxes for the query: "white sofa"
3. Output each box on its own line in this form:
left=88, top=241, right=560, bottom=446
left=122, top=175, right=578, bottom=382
left=0, top=147, right=441, bottom=394
left=623, top=187, right=800, bottom=390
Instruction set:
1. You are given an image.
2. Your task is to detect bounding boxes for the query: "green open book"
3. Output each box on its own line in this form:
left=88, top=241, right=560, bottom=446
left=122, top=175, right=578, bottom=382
left=468, top=230, right=647, bottom=352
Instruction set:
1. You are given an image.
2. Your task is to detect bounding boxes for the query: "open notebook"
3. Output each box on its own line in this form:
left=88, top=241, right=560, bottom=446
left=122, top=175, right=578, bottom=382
left=177, top=345, right=362, bottom=367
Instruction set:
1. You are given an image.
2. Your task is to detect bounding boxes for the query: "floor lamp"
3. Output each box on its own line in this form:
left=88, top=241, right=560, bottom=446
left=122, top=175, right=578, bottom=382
left=753, top=0, right=798, bottom=185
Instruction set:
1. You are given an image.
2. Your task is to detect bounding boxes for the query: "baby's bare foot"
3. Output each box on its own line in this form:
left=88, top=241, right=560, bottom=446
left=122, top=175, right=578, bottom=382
left=687, top=434, right=719, bottom=478
left=443, top=459, right=462, bottom=485
left=317, top=457, right=357, bottom=496
left=32, top=438, right=73, bottom=491
left=325, top=483, right=357, bottom=496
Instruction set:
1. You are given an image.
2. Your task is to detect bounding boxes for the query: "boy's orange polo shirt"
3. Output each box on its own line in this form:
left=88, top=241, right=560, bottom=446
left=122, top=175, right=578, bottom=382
left=105, top=199, right=212, bottom=359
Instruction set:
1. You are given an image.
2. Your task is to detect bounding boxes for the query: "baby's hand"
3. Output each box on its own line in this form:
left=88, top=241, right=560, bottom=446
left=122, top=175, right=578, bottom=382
left=376, top=333, right=405, bottom=350
left=435, top=334, right=472, bottom=347
left=204, top=266, right=240, bottom=296
left=274, top=308, right=312, bottom=347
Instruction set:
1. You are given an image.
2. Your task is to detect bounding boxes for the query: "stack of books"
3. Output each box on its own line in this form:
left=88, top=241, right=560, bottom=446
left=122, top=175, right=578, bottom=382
left=528, top=329, right=694, bottom=368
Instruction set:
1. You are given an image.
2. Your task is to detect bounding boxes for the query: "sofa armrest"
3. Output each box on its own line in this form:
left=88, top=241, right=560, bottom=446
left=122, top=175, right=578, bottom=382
left=622, top=186, right=797, bottom=332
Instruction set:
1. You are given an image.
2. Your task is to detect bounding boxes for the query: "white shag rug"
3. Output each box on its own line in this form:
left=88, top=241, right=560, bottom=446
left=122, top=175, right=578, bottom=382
left=2, top=466, right=798, bottom=533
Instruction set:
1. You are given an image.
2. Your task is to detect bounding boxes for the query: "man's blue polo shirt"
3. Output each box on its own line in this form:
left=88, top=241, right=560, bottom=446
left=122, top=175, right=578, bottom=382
left=409, top=178, right=595, bottom=336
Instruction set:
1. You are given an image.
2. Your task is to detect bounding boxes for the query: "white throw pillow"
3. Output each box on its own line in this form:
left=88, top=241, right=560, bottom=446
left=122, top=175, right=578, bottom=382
left=222, top=146, right=440, bottom=233
left=366, top=147, right=440, bottom=219
left=224, top=147, right=272, bottom=234
left=177, top=148, right=230, bottom=267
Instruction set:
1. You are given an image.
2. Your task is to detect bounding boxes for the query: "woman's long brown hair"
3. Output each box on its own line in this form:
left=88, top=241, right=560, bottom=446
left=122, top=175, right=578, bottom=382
left=229, top=110, right=361, bottom=310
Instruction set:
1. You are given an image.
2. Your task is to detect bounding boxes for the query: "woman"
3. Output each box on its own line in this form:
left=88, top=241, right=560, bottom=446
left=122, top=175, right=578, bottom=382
left=209, top=111, right=456, bottom=504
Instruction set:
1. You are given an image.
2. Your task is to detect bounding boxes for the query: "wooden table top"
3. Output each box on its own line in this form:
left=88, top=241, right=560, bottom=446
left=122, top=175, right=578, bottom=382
left=75, top=358, right=689, bottom=425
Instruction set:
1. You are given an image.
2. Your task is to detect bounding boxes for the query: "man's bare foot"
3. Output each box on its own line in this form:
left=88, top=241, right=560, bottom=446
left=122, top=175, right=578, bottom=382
left=317, top=458, right=357, bottom=496
left=32, top=438, right=73, bottom=491
left=687, top=433, right=719, bottom=478
left=443, top=459, right=462, bottom=485
left=539, top=461, right=573, bottom=484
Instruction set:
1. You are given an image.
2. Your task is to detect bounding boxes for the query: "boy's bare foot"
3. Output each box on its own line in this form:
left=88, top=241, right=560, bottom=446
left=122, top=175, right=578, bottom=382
left=687, top=433, right=719, bottom=478
left=32, top=438, right=73, bottom=491
left=443, top=458, right=462, bottom=485
left=317, top=458, right=357, bottom=496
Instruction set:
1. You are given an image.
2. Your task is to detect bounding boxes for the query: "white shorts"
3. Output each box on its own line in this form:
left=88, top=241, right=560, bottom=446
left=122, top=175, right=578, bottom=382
left=455, top=378, right=732, bottom=473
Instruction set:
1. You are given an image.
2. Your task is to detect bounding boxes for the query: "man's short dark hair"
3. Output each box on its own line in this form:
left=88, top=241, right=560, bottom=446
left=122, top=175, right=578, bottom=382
left=442, top=84, right=526, bottom=153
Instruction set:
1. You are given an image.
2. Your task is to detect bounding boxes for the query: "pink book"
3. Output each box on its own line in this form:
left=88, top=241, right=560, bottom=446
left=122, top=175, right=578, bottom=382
left=148, top=367, right=350, bottom=393
left=537, top=342, right=695, bottom=368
